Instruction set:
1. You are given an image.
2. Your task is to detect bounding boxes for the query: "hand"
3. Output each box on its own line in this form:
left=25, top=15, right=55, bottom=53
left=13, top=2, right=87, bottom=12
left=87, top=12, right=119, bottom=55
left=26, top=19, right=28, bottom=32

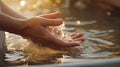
left=19, top=11, right=85, bottom=49
left=48, top=33, right=85, bottom=51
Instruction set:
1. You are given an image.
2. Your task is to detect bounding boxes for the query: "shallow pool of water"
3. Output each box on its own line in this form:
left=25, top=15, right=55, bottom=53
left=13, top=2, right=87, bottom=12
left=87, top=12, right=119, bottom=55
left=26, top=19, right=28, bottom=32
left=4, top=7, right=120, bottom=66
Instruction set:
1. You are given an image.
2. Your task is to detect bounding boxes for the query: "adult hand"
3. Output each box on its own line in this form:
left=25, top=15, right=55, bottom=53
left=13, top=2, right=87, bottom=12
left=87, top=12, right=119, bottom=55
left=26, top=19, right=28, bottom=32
left=19, top=11, right=85, bottom=49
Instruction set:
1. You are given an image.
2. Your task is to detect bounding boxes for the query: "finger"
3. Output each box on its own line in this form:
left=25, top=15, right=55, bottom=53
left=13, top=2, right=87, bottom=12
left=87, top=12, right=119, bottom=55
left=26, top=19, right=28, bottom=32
left=74, top=37, right=85, bottom=42
left=46, top=34, right=80, bottom=47
left=40, top=18, right=63, bottom=26
left=63, top=41, right=81, bottom=47
left=71, top=33, right=77, bottom=37
left=62, top=45, right=84, bottom=51
left=72, top=33, right=83, bottom=39
left=40, top=11, right=60, bottom=19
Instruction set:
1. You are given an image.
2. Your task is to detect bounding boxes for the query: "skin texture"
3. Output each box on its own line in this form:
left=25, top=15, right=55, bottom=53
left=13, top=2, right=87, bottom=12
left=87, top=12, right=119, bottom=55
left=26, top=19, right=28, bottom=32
left=0, top=0, right=85, bottom=50
left=20, top=13, right=85, bottom=48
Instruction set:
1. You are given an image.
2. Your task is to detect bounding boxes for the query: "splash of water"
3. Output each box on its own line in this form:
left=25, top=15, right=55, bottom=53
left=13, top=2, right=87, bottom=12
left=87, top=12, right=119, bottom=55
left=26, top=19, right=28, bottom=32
left=5, top=21, right=83, bottom=65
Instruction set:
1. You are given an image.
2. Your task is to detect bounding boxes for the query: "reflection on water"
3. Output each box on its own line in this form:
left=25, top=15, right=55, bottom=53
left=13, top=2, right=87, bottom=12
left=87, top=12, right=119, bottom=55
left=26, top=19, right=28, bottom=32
left=5, top=32, right=64, bottom=65
left=5, top=20, right=120, bottom=65
left=3, top=0, right=120, bottom=66
left=64, top=21, right=119, bottom=59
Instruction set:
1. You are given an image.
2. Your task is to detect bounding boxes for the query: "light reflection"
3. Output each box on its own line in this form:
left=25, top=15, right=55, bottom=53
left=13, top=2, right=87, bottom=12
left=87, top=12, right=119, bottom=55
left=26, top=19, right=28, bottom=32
left=61, top=55, right=65, bottom=64
left=76, top=20, right=81, bottom=24
left=20, top=0, right=26, bottom=7
left=107, top=11, right=111, bottom=16
left=3, top=0, right=120, bottom=65
left=56, top=0, right=61, bottom=4
left=58, top=55, right=65, bottom=64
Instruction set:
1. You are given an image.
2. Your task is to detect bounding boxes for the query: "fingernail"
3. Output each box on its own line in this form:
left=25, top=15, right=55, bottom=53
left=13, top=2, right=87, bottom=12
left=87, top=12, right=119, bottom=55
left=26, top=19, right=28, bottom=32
left=79, top=38, right=85, bottom=42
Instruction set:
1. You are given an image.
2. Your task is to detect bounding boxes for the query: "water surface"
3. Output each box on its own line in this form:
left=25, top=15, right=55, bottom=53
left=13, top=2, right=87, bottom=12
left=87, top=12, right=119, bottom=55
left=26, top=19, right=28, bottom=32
left=5, top=6, right=120, bottom=66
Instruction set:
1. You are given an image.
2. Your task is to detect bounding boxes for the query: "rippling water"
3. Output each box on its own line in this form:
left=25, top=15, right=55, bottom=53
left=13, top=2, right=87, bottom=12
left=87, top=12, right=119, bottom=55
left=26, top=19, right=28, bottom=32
left=5, top=19, right=120, bottom=65
left=65, top=21, right=119, bottom=58
left=3, top=3, right=120, bottom=66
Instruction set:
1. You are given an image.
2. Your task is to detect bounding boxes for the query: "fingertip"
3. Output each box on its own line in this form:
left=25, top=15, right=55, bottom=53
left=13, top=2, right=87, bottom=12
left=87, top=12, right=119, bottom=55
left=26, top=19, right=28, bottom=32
left=80, top=37, right=86, bottom=42
left=55, top=11, right=60, bottom=14
left=58, top=19, right=63, bottom=24
left=52, top=11, right=60, bottom=17
left=54, top=19, right=63, bottom=26
left=79, top=33, right=83, bottom=36
left=72, top=33, right=83, bottom=39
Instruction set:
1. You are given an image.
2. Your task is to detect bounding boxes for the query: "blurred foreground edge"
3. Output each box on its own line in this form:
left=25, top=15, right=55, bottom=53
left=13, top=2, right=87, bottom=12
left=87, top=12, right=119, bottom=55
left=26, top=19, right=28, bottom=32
left=0, top=30, right=5, bottom=66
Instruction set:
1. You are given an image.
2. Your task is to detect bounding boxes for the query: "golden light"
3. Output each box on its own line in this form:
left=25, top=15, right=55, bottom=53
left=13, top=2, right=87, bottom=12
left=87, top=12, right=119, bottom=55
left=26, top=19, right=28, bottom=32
left=76, top=20, right=81, bottom=24
left=20, top=0, right=26, bottom=7
left=107, top=11, right=111, bottom=16
left=56, top=0, right=61, bottom=4
left=61, top=55, right=65, bottom=64
left=57, top=55, right=65, bottom=64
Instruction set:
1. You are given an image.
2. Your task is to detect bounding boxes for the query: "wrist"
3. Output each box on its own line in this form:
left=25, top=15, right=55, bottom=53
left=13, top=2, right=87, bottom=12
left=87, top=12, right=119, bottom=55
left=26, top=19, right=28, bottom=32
left=13, top=18, right=29, bottom=35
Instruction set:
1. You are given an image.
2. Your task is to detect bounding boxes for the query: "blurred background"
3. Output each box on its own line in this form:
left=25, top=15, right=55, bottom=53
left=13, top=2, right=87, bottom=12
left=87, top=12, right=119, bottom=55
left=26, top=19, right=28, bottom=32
left=3, top=0, right=120, bottom=66
left=3, top=0, right=120, bottom=18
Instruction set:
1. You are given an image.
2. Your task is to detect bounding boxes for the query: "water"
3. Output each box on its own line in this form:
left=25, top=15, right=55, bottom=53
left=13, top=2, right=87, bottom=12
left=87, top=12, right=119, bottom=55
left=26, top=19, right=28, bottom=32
left=3, top=0, right=120, bottom=66
left=5, top=18, right=120, bottom=65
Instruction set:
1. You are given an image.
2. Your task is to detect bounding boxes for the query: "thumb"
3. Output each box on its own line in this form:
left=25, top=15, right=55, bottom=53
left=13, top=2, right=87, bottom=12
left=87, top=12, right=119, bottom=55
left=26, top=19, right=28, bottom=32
left=40, top=11, right=60, bottom=19
left=41, top=18, right=63, bottom=26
